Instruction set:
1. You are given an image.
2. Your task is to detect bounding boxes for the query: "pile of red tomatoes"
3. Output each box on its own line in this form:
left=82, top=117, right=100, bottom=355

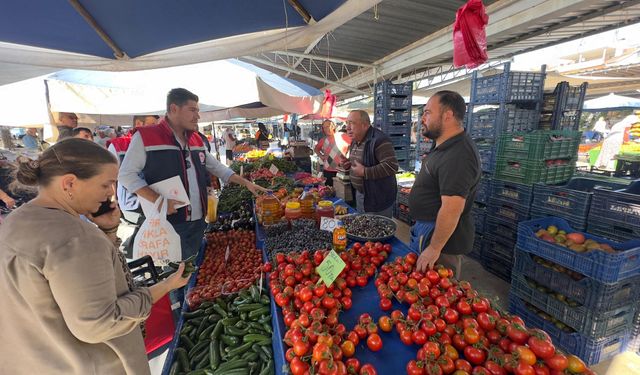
left=374, top=253, right=594, bottom=375
left=186, top=230, right=265, bottom=308
left=268, top=242, right=391, bottom=375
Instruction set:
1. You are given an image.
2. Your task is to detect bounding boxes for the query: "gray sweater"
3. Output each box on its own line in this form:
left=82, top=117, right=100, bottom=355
left=0, top=203, right=153, bottom=374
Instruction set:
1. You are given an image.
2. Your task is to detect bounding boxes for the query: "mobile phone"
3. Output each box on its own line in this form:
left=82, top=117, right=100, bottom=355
left=93, top=199, right=115, bottom=216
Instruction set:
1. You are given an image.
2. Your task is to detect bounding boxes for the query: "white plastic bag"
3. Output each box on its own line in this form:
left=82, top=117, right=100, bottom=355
left=133, top=197, right=182, bottom=265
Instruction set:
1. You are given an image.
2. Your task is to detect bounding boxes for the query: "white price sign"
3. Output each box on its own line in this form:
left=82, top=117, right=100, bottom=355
left=269, top=164, right=280, bottom=175
left=319, top=216, right=340, bottom=232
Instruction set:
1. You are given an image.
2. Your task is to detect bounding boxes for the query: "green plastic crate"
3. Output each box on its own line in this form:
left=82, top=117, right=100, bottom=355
left=496, top=130, right=581, bottom=161
left=494, top=157, right=575, bottom=185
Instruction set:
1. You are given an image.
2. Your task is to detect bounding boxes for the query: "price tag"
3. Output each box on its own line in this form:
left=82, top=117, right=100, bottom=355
left=316, top=250, right=346, bottom=287
left=269, top=164, right=279, bottom=175
left=240, top=165, right=244, bottom=177
left=224, top=245, right=231, bottom=264
left=319, top=216, right=340, bottom=232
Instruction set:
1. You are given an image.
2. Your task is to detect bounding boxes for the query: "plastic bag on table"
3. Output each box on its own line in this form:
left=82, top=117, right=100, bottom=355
left=453, top=0, right=489, bottom=69
left=132, top=197, right=182, bottom=266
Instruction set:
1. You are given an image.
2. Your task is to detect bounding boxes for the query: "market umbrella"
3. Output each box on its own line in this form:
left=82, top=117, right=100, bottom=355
left=0, top=0, right=381, bottom=85
left=583, top=93, right=640, bottom=112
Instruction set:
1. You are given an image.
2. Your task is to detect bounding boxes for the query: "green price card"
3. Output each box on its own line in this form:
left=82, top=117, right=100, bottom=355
left=316, top=250, right=346, bottom=287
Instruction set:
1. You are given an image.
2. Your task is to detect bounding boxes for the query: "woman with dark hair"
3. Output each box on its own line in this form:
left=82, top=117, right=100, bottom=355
left=0, top=138, right=190, bottom=375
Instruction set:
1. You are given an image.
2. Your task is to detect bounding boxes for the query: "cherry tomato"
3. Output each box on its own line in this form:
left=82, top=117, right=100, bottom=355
left=379, top=316, right=393, bottom=332
left=341, top=340, right=356, bottom=358
left=366, top=334, right=383, bottom=352
left=346, top=358, right=361, bottom=374
left=407, top=360, right=425, bottom=375
left=360, top=363, right=378, bottom=375
left=566, top=355, right=587, bottom=374
left=515, top=361, right=535, bottom=375
left=545, top=353, right=568, bottom=371
left=527, top=335, right=555, bottom=360
left=463, top=346, right=487, bottom=365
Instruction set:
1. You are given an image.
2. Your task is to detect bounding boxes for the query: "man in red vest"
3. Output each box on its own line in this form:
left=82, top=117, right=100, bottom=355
left=119, top=88, right=265, bottom=259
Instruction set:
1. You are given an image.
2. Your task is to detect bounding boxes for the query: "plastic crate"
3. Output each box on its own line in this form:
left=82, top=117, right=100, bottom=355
left=513, top=248, right=640, bottom=312
left=517, top=217, right=640, bottom=283
left=486, top=214, right=519, bottom=244
left=397, top=185, right=411, bottom=206
left=476, top=142, right=496, bottom=173
left=394, top=205, right=414, bottom=225
left=375, top=95, right=412, bottom=110
left=511, top=272, right=637, bottom=338
left=394, top=148, right=410, bottom=161
left=375, top=108, right=411, bottom=124
left=472, top=203, right=487, bottom=234
left=494, top=157, right=575, bottom=185
left=509, top=294, right=629, bottom=366
left=375, top=80, right=413, bottom=97
left=496, top=130, right=582, bottom=161
left=482, top=239, right=514, bottom=282
left=467, top=106, right=539, bottom=139
left=474, top=174, right=492, bottom=204
left=388, top=134, right=411, bottom=148
left=484, top=234, right=515, bottom=262
left=532, top=178, right=630, bottom=231
left=381, top=124, right=411, bottom=137
left=470, top=64, right=546, bottom=104
left=589, top=181, right=640, bottom=228
left=487, top=196, right=531, bottom=224
left=468, top=235, right=483, bottom=261
left=539, top=112, right=581, bottom=131
left=490, top=179, right=534, bottom=207
left=587, top=220, right=640, bottom=244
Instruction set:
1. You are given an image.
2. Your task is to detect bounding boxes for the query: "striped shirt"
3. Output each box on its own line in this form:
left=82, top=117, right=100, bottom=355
left=349, top=136, right=399, bottom=192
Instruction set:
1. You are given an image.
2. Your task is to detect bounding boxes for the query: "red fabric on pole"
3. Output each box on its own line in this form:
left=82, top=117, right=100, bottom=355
left=320, top=90, right=337, bottom=119
left=144, top=294, right=175, bottom=354
left=453, top=0, right=489, bottom=68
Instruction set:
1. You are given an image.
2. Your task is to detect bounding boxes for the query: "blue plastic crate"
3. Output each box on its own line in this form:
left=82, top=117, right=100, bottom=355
left=375, top=108, right=411, bottom=124
left=532, top=178, right=630, bottom=232
left=486, top=214, right=519, bottom=244
left=381, top=124, right=411, bottom=137
left=375, top=95, right=412, bottom=110
left=474, top=174, right=492, bottom=204
left=481, top=240, right=513, bottom=282
left=517, top=217, right=640, bottom=283
left=589, top=181, right=640, bottom=228
left=472, top=203, right=487, bottom=234
left=484, top=234, right=515, bottom=263
left=397, top=185, right=410, bottom=206
left=530, top=206, right=586, bottom=231
left=468, top=235, right=483, bottom=261
left=394, top=207, right=414, bottom=225
left=487, top=196, right=531, bottom=224
left=471, top=64, right=546, bottom=104
left=375, top=80, right=413, bottom=97
left=509, top=294, right=629, bottom=366
left=490, top=179, right=534, bottom=207
left=394, top=148, right=410, bottom=161
left=388, top=134, right=411, bottom=148
left=476, top=142, right=496, bottom=173
left=513, top=248, right=640, bottom=312
left=511, top=272, right=637, bottom=338
left=587, top=219, right=640, bottom=244
left=468, top=106, right=539, bottom=139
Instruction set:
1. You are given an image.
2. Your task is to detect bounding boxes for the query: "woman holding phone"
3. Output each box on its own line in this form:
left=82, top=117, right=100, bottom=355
left=0, top=138, right=190, bottom=375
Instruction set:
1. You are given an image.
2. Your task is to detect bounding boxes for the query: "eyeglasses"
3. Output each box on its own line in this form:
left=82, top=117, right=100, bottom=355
left=182, top=149, right=192, bottom=169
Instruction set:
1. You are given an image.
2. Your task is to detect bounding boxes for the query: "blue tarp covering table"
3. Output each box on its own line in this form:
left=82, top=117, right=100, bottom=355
left=256, top=199, right=420, bottom=374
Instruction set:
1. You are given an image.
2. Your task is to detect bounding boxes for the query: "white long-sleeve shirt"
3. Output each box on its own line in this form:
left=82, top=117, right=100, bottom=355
left=119, top=132, right=234, bottom=221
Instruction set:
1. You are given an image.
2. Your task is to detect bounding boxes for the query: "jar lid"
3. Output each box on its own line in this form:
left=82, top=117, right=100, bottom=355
left=318, top=200, right=334, bottom=208
left=286, top=201, right=301, bottom=209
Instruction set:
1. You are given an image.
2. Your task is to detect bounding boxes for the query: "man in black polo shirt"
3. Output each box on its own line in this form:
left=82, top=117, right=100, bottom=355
left=408, top=91, right=481, bottom=275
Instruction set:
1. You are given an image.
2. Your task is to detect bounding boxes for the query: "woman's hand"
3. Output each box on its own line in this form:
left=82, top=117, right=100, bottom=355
left=166, top=263, right=192, bottom=290
left=88, top=200, right=121, bottom=230
left=246, top=181, right=269, bottom=197
left=1, top=195, right=15, bottom=209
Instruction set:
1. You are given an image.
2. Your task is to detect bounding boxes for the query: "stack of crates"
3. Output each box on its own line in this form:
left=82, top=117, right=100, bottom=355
left=539, top=82, right=588, bottom=131
left=530, top=177, right=631, bottom=231
left=482, top=180, right=534, bottom=281
left=394, top=182, right=414, bottom=225
left=494, top=129, right=583, bottom=185
left=510, top=217, right=640, bottom=366
left=374, top=80, right=413, bottom=171
left=587, top=181, right=640, bottom=243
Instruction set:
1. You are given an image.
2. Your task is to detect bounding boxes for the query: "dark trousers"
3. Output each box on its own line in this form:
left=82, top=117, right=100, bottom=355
left=173, top=219, right=207, bottom=259
left=323, top=170, right=337, bottom=187
left=226, top=149, right=233, bottom=161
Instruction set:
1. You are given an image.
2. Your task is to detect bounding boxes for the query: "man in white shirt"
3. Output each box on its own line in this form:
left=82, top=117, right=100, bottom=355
left=223, top=127, right=237, bottom=164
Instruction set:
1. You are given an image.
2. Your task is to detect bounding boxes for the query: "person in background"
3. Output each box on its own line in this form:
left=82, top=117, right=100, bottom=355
left=119, top=88, right=267, bottom=259
left=72, top=127, right=94, bottom=141
left=56, top=112, right=78, bottom=141
left=314, top=120, right=351, bottom=187
left=223, top=127, right=237, bottom=164
left=0, top=139, right=191, bottom=375
left=255, top=122, right=270, bottom=142
left=95, top=126, right=115, bottom=148
left=408, top=91, right=481, bottom=277
left=344, top=110, right=398, bottom=217
left=21, top=128, right=41, bottom=151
